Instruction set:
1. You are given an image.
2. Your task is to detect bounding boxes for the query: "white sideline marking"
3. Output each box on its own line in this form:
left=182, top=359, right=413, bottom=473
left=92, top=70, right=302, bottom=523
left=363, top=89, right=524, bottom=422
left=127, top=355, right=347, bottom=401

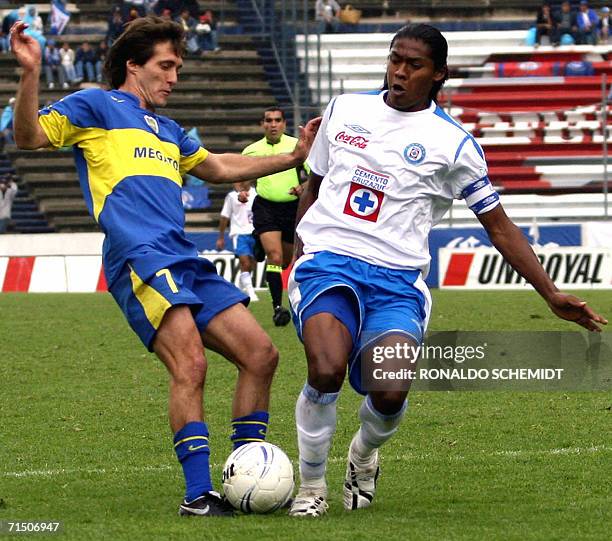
left=2, top=464, right=174, bottom=478
left=2, top=446, right=610, bottom=479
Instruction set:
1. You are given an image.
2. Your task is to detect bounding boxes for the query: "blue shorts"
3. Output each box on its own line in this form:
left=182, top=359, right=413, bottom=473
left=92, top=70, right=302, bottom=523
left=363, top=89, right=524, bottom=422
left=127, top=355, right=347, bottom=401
left=232, top=234, right=255, bottom=257
left=288, top=251, right=431, bottom=395
left=109, top=254, right=248, bottom=351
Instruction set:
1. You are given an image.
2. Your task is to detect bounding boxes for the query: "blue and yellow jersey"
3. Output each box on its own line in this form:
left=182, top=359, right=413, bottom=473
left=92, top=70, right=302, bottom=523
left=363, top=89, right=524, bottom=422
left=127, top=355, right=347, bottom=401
left=38, top=88, right=208, bottom=286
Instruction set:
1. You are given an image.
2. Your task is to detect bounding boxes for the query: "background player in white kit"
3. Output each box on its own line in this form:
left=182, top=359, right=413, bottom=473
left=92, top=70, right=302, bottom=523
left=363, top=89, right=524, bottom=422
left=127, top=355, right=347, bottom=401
left=216, top=182, right=259, bottom=301
left=287, top=23, right=607, bottom=517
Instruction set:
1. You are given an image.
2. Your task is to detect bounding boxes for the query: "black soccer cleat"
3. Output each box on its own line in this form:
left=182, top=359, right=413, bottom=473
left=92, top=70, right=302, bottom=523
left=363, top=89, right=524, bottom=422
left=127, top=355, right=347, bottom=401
left=179, top=491, right=235, bottom=517
left=273, top=306, right=291, bottom=327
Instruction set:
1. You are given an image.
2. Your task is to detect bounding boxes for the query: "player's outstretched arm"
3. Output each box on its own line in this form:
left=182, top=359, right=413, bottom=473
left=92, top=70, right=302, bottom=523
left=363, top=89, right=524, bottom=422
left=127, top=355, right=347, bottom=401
left=10, top=22, right=50, bottom=149
left=478, top=205, right=607, bottom=332
left=188, top=117, right=321, bottom=183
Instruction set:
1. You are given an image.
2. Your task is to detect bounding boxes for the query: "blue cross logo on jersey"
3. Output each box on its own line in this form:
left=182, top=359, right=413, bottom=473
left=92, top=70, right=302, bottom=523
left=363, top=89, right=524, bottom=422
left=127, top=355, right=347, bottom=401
left=343, top=182, right=384, bottom=222
left=353, top=191, right=376, bottom=213
left=404, top=143, right=426, bottom=165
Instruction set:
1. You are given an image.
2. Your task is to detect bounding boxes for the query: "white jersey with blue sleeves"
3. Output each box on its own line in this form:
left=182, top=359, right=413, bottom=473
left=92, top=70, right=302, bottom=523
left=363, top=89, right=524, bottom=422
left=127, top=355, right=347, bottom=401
left=299, top=91, right=499, bottom=275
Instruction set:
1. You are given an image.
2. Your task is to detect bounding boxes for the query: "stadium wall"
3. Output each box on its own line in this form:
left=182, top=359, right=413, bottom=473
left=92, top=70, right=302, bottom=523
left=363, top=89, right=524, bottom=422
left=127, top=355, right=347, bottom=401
left=0, top=224, right=610, bottom=292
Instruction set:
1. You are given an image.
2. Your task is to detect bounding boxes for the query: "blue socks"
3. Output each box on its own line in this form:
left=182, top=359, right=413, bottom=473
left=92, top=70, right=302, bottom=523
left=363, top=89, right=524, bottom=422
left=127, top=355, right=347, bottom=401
left=230, top=411, right=269, bottom=450
left=174, top=421, right=212, bottom=502
left=174, top=412, right=270, bottom=501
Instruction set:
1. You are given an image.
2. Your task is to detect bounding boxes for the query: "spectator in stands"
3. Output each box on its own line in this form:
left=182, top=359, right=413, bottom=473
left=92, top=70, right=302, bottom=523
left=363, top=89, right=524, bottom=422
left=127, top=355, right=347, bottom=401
left=183, top=0, right=201, bottom=18
left=599, top=6, right=611, bottom=43
left=176, top=7, right=199, bottom=54
left=535, top=3, right=557, bottom=46
left=124, top=7, right=141, bottom=24
left=160, top=7, right=173, bottom=20
left=1, top=10, right=19, bottom=53
left=107, top=6, right=125, bottom=46
left=75, top=42, right=97, bottom=82
left=0, top=97, right=15, bottom=150
left=197, top=10, right=220, bottom=53
left=94, top=40, right=108, bottom=83
left=43, top=40, right=66, bottom=89
left=23, top=5, right=43, bottom=34
left=576, top=0, right=599, bottom=44
left=315, top=0, right=341, bottom=33
left=121, top=0, right=147, bottom=19
left=556, top=1, right=579, bottom=44
left=156, top=0, right=199, bottom=19
left=59, top=41, right=78, bottom=85
left=0, top=174, right=17, bottom=233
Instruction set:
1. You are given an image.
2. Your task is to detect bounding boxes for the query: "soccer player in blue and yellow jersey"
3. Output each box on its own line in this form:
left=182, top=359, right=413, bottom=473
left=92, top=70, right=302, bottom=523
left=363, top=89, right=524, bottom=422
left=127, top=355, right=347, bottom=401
left=10, top=16, right=320, bottom=517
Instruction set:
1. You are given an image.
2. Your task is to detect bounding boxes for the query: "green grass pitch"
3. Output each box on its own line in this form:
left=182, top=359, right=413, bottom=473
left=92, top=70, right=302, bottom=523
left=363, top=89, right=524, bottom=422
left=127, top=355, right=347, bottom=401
left=0, top=291, right=610, bottom=540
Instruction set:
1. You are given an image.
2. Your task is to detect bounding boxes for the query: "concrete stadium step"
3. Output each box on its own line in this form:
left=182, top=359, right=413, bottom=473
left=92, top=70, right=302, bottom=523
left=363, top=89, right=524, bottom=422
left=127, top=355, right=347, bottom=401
left=162, top=109, right=263, bottom=125
left=173, top=80, right=271, bottom=92
left=166, top=94, right=272, bottom=107
left=39, top=198, right=88, bottom=214
left=21, top=173, right=79, bottom=187
left=15, top=157, right=75, bottom=171
left=32, top=187, right=83, bottom=199
left=49, top=215, right=96, bottom=231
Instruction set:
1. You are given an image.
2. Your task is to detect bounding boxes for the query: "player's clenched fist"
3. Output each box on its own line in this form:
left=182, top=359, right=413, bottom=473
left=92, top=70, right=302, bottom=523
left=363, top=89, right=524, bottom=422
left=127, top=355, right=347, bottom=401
left=10, top=21, right=42, bottom=70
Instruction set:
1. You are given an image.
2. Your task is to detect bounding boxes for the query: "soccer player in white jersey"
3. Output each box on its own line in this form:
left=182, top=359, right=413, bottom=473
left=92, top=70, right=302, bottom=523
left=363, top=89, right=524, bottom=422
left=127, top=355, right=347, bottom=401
left=287, top=23, right=607, bottom=517
left=216, top=182, right=259, bottom=301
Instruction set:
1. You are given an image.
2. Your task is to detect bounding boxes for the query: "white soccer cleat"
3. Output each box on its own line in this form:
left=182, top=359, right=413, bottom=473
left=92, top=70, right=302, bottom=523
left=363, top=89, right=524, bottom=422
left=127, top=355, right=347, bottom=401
left=343, top=439, right=380, bottom=510
left=288, top=487, right=329, bottom=517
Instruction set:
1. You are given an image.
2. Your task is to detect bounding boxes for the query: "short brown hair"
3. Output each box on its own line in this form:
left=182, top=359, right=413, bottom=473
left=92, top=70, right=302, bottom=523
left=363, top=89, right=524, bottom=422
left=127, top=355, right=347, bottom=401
left=103, top=16, right=185, bottom=89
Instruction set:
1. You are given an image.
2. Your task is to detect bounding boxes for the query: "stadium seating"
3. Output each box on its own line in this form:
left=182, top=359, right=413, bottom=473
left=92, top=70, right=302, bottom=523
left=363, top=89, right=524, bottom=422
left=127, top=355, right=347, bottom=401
left=3, top=2, right=611, bottom=232
left=1, top=4, right=282, bottom=231
left=296, top=27, right=612, bottom=208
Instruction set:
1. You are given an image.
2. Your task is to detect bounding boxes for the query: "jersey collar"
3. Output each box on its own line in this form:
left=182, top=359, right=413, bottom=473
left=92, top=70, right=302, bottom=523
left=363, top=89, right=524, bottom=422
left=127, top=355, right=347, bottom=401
left=265, top=133, right=285, bottom=146
left=380, top=91, right=436, bottom=116
left=111, top=89, right=144, bottom=107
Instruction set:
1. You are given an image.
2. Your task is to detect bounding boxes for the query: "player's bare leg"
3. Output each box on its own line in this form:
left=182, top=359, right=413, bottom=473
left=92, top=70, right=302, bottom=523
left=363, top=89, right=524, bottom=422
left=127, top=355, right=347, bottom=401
left=281, top=240, right=294, bottom=267
left=238, top=254, right=258, bottom=301
left=153, top=305, right=208, bottom=433
left=153, top=305, right=234, bottom=516
left=260, top=230, right=290, bottom=326
left=343, top=334, right=416, bottom=511
left=201, top=302, right=278, bottom=418
left=289, top=313, right=353, bottom=517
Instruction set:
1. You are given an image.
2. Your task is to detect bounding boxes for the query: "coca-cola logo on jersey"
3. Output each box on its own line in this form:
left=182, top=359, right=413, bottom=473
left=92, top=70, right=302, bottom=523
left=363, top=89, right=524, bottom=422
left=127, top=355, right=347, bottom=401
left=335, top=131, right=369, bottom=149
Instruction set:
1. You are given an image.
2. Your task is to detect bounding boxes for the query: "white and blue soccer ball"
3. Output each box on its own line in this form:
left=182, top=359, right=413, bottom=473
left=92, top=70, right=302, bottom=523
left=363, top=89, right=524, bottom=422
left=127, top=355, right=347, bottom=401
left=222, top=442, right=294, bottom=513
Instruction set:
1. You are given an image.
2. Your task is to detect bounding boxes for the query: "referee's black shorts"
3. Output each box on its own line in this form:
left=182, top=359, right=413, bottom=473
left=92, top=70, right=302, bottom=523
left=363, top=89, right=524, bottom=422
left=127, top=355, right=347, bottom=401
left=252, top=195, right=299, bottom=244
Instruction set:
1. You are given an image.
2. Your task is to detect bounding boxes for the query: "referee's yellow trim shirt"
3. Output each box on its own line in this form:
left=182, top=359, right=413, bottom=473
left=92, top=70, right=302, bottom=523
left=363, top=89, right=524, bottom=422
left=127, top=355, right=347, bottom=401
left=241, top=133, right=301, bottom=202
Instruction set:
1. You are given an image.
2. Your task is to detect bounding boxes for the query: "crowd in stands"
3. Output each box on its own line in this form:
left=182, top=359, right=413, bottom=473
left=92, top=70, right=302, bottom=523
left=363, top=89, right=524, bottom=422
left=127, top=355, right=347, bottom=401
left=108, top=1, right=220, bottom=54
left=535, top=1, right=611, bottom=46
left=43, top=40, right=108, bottom=89
left=0, top=1, right=220, bottom=90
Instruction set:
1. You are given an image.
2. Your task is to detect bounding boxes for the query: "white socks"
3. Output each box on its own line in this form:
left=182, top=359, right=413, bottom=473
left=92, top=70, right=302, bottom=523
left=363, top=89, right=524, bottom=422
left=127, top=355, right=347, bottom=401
left=239, top=271, right=258, bottom=300
left=352, top=395, right=408, bottom=464
left=295, top=383, right=339, bottom=490
left=296, top=386, right=408, bottom=487
left=239, top=271, right=252, bottom=290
